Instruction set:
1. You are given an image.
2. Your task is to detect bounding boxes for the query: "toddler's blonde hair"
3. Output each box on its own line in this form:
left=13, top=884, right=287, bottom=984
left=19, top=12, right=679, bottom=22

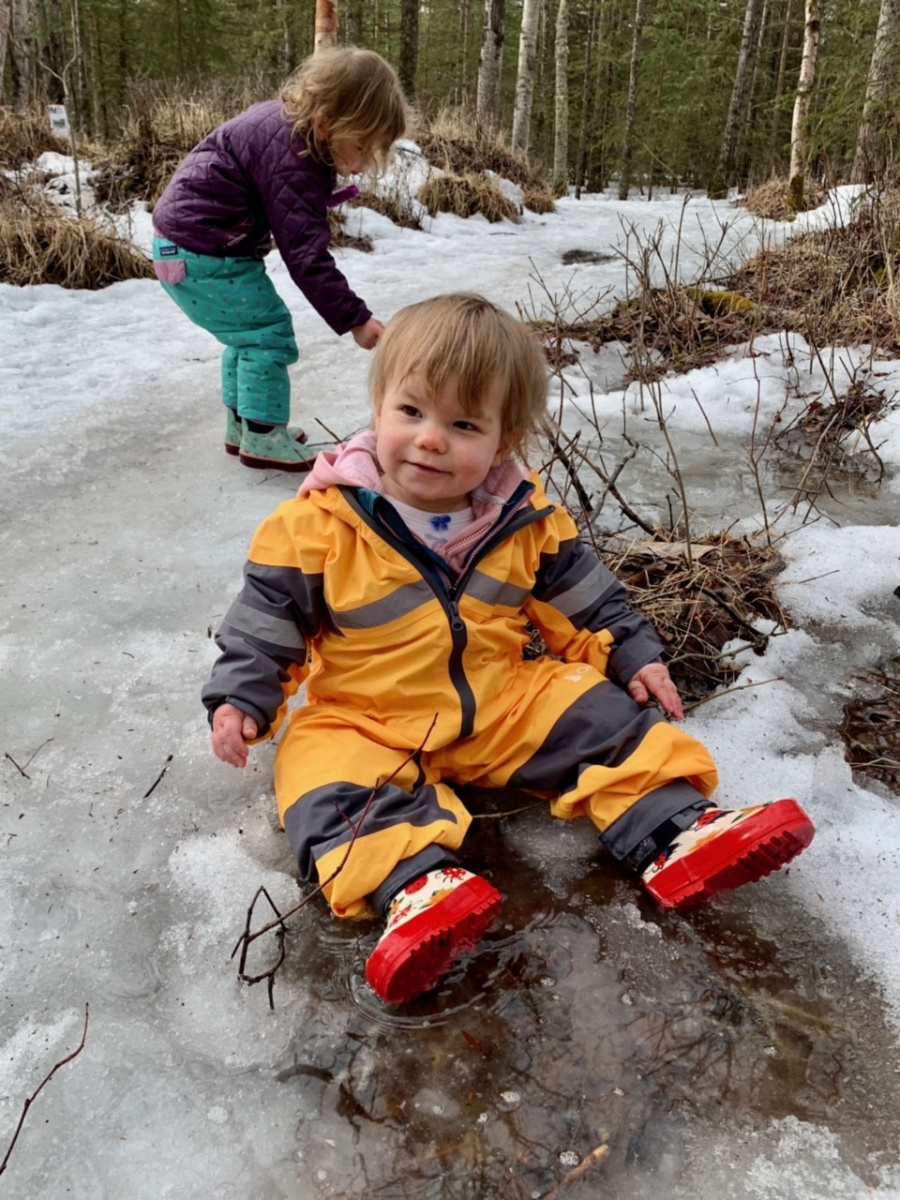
left=281, top=47, right=407, bottom=168
left=369, top=293, right=549, bottom=455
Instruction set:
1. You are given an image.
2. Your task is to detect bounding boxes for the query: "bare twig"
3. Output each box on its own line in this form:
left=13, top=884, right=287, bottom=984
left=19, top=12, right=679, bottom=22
left=143, top=754, right=173, bottom=799
left=232, top=715, right=439, bottom=1007
left=0, top=1004, right=90, bottom=1178
left=543, top=1143, right=610, bottom=1198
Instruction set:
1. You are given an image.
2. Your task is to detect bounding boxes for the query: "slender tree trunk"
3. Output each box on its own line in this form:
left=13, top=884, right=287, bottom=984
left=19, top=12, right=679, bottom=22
left=476, top=0, right=505, bottom=133
left=710, top=0, right=765, bottom=195
left=574, top=0, right=597, bottom=197
left=511, top=0, right=539, bottom=152
left=457, top=0, right=471, bottom=105
left=0, top=0, right=11, bottom=103
left=552, top=0, right=568, bottom=193
left=767, top=0, right=794, bottom=172
left=788, top=0, right=820, bottom=209
left=10, top=0, right=33, bottom=110
left=852, top=0, right=900, bottom=183
left=398, top=0, right=418, bottom=100
left=315, top=0, right=337, bottom=51
left=618, top=0, right=647, bottom=200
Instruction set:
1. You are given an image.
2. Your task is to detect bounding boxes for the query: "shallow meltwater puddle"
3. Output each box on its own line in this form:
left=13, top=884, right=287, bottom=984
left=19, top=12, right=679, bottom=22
left=271, top=804, right=900, bottom=1199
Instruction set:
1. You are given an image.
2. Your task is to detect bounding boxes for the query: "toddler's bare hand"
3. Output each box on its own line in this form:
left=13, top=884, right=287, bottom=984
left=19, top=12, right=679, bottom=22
left=627, top=664, right=684, bottom=721
left=211, top=703, right=258, bottom=767
left=351, top=317, right=385, bottom=349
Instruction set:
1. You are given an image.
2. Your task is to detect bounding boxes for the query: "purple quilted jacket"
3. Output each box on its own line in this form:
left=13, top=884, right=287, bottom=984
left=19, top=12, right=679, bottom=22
left=152, top=100, right=370, bottom=335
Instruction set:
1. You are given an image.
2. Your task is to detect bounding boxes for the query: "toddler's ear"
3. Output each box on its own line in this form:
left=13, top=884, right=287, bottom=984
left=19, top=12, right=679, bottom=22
left=311, top=111, right=330, bottom=141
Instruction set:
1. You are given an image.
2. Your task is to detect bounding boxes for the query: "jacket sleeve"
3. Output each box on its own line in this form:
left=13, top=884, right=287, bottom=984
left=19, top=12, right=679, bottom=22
left=524, top=510, right=663, bottom=686
left=201, top=509, right=333, bottom=738
left=257, top=147, right=371, bottom=335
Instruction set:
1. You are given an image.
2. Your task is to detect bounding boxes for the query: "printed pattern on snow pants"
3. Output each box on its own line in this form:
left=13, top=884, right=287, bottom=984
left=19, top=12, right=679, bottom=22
left=152, top=237, right=299, bottom=424
left=276, top=656, right=719, bottom=918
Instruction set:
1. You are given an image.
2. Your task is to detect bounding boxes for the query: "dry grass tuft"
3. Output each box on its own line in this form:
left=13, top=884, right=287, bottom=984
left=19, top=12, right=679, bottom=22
left=0, top=190, right=155, bottom=287
left=417, top=108, right=548, bottom=192
left=418, top=172, right=520, bottom=223
left=0, top=106, right=68, bottom=169
left=840, top=662, right=900, bottom=793
left=610, top=534, right=787, bottom=702
left=328, top=209, right=374, bottom=252
left=92, top=80, right=245, bottom=210
left=523, top=185, right=556, bottom=214
left=742, top=175, right=827, bottom=220
left=352, top=185, right=423, bottom=230
left=725, top=187, right=900, bottom=355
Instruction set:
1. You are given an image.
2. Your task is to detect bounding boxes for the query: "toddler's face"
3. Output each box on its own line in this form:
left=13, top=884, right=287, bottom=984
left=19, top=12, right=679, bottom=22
left=374, top=373, right=506, bottom=513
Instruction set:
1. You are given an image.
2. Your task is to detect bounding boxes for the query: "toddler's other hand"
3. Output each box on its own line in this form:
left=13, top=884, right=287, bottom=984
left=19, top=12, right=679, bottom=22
left=627, top=664, right=684, bottom=721
left=351, top=317, right=385, bottom=349
left=211, top=702, right=258, bottom=767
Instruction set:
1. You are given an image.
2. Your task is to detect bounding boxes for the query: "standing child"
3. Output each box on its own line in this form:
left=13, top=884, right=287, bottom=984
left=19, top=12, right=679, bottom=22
left=202, top=293, right=815, bottom=1005
left=152, top=47, right=406, bottom=472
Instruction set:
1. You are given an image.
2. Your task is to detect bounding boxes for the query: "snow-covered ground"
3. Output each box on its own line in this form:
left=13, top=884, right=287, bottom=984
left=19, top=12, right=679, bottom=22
left=2, top=154, right=900, bottom=1198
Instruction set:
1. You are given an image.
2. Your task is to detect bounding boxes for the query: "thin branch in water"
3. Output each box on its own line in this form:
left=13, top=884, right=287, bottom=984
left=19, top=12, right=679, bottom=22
left=232, top=715, right=440, bottom=1007
left=0, top=1004, right=90, bottom=1178
left=683, top=675, right=785, bottom=714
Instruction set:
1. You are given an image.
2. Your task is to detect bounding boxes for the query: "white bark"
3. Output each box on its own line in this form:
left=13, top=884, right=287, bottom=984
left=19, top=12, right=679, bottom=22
left=552, top=0, right=568, bottom=193
left=788, top=0, right=820, bottom=186
left=476, top=0, right=505, bottom=133
left=714, top=0, right=765, bottom=188
left=511, top=0, right=540, bottom=153
left=314, top=0, right=337, bottom=52
left=852, top=0, right=900, bottom=183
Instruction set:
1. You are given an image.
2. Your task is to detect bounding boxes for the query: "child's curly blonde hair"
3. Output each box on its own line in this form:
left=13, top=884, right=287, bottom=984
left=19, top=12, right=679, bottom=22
left=369, top=294, right=550, bottom=457
left=280, top=47, right=407, bottom=169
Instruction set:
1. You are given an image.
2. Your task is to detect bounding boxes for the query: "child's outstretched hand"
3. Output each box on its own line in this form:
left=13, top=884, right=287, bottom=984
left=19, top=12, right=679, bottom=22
left=627, top=664, right=685, bottom=721
left=211, top=702, right=259, bottom=768
left=351, top=317, right=385, bottom=349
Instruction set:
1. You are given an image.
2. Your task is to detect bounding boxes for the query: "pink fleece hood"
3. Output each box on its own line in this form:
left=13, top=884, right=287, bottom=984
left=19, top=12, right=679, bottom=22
left=298, top=430, right=532, bottom=573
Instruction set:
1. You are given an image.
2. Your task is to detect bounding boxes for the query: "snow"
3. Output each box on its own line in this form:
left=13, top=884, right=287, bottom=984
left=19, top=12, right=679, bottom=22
left=3, top=158, right=900, bottom=1198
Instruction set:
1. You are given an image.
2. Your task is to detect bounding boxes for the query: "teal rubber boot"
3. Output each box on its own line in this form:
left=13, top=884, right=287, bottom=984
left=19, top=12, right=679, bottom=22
left=238, top=421, right=316, bottom=472
left=225, top=409, right=308, bottom=457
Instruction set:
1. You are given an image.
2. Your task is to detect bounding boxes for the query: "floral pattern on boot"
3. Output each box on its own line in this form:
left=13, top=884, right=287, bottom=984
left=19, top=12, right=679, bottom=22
left=365, top=867, right=501, bottom=1005
left=641, top=797, right=815, bottom=909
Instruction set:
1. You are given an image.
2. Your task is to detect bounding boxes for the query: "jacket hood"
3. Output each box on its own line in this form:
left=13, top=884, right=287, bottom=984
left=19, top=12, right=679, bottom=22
left=299, top=430, right=534, bottom=572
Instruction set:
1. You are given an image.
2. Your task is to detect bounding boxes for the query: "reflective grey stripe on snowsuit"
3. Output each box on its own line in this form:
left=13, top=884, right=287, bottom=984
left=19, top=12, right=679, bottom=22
left=327, top=579, right=436, bottom=630
left=284, top=780, right=462, bottom=884
left=533, top=535, right=664, bottom=683
left=505, top=680, right=707, bottom=860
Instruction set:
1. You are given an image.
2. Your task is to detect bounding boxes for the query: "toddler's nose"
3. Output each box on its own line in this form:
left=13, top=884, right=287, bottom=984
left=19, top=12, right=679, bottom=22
left=416, top=422, right=446, bottom=452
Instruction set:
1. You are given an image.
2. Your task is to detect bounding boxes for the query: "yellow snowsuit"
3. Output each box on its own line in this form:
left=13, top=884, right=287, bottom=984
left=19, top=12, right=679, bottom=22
left=203, top=471, right=718, bottom=917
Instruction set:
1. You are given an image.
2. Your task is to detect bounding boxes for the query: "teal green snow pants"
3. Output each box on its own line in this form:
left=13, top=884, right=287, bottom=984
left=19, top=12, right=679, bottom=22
left=152, top=237, right=299, bottom=425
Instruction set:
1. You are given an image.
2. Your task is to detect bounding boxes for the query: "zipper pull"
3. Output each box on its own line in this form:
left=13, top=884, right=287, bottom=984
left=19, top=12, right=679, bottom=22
left=448, top=600, right=465, bottom=632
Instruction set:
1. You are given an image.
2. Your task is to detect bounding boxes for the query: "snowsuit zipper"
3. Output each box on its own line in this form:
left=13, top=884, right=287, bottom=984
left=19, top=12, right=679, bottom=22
left=341, top=485, right=553, bottom=739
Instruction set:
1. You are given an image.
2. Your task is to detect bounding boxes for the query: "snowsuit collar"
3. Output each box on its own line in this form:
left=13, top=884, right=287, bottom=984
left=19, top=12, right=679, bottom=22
left=299, top=430, right=533, bottom=574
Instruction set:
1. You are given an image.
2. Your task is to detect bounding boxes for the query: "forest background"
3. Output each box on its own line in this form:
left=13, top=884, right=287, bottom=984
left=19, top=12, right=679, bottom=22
left=1, top=0, right=898, bottom=209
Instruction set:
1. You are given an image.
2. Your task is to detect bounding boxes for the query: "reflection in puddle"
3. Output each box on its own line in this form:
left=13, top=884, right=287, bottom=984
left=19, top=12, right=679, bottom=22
left=271, top=805, right=900, bottom=1198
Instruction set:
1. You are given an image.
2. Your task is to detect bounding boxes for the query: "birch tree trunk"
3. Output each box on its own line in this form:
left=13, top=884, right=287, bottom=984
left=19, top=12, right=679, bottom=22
left=618, top=0, right=646, bottom=201
left=314, top=0, right=337, bottom=52
left=552, top=0, right=568, bottom=193
left=710, top=0, right=765, bottom=195
left=851, top=0, right=900, bottom=183
left=511, top=0, right=539, bottom=153
left=9, top=0, right=33, bottom=110
left=788, top=0, right=820, bottom=210
left=476, top=0, right=505, bottom=133
left=398, top=0, right=418, bottom=100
